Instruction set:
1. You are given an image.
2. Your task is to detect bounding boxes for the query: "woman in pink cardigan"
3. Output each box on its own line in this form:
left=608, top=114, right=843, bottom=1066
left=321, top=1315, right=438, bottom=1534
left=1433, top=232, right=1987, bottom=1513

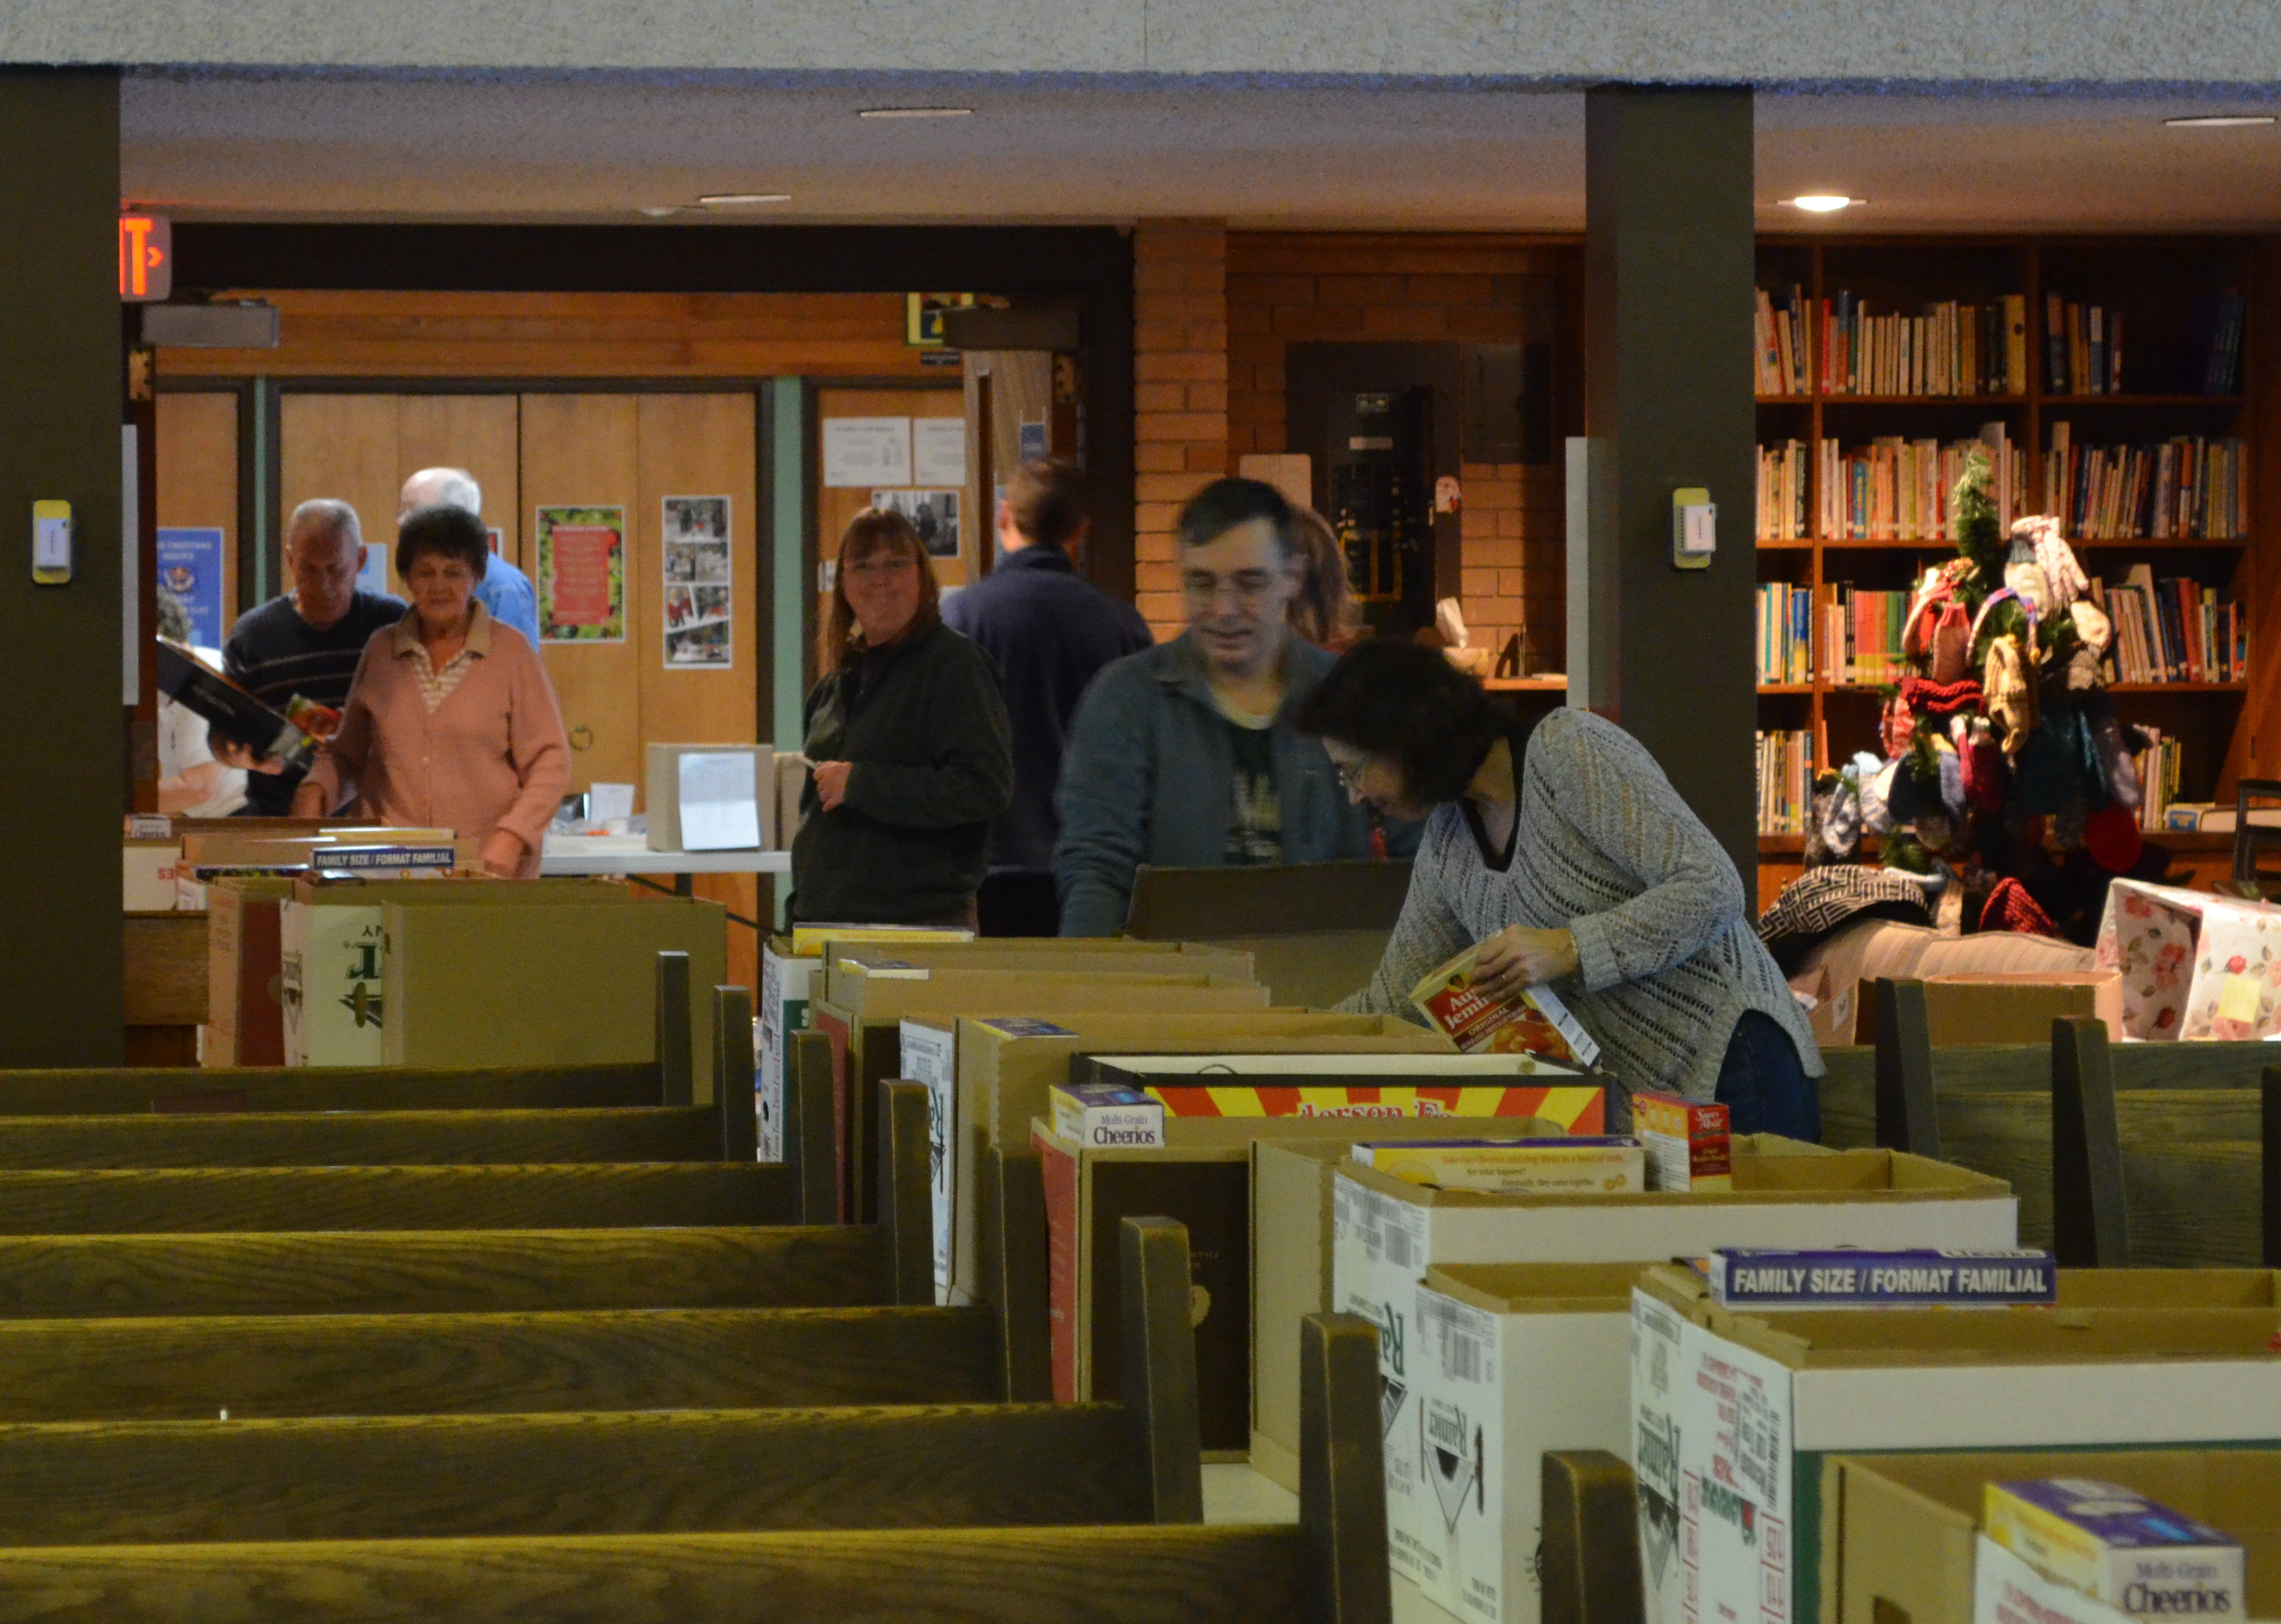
left=293, top=505, right=570, bottom=878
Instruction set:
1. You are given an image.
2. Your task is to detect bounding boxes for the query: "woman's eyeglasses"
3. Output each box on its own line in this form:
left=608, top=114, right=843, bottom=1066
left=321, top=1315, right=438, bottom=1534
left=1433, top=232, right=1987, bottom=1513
left=845, top=554, right=918, bottom=582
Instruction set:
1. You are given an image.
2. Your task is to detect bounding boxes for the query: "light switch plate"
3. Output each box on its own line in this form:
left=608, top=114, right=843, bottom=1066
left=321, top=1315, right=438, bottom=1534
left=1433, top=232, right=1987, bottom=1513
left=32, top=500, right=71, bottom=585
left=1671, top=487, right=1714, bottom=570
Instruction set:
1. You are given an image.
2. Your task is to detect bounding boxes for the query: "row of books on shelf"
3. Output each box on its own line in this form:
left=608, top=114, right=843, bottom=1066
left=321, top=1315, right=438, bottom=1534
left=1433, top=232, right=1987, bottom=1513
left=1758, top=427, right=2025, bottom=542
left=2132, top=731, right=2184, bottom=832
left=1755, top=729, right=1812, bottom=836
left=1753, top=286, right=2244, bottom=398
left=1757, top=571, right=2246, bottom=687
left=2043, top=424, right=2247, bottom=540
left=1756, top=286, right=2029, bottom=397
left=2087, top=566, right=2247, bottom=685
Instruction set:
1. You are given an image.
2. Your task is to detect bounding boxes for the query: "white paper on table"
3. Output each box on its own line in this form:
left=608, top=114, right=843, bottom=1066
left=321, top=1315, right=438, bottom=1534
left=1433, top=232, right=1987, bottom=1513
left=677, top=752, right=761, bottom=850
left=911, top=418, right=968, bottom=487
left=588, top=782, right=635, bottom=825
left=821, top=418, right=912, bottom=488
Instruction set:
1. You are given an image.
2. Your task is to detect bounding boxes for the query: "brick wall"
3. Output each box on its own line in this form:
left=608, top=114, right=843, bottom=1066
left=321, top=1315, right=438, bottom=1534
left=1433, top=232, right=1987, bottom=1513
left=1133, top=221, right=1229, bottom=639
left=1225, top=233, right=1577, bottom=668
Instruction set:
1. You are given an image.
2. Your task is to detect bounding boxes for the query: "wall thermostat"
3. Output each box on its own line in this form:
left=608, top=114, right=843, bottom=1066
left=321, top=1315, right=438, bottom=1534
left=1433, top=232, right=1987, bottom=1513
left=31, top=500, right=71, bottom=585
left=1671, top=488, right=1715, bottom=570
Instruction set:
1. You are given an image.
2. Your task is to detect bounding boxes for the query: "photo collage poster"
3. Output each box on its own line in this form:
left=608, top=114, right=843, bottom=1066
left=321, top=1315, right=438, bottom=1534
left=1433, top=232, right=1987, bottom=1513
left=662, top=495, right=733, bottom=668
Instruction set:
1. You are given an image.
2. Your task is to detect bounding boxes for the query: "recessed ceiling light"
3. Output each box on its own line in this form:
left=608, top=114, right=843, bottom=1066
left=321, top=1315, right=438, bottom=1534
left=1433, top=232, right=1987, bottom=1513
left=1782, top=195, right=1862, bottom=213
left=696, top=193, right=791, bottom=207
left=637, top=205, right=683, bottom=218
left=2164, top=114, right=2276, bottom=128
left=859, top=107, right=973, bottom=119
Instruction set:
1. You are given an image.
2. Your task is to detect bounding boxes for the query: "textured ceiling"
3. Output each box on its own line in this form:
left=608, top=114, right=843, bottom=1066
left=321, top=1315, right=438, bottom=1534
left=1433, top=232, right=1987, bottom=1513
left=121, top=73, right=2281, bottom=232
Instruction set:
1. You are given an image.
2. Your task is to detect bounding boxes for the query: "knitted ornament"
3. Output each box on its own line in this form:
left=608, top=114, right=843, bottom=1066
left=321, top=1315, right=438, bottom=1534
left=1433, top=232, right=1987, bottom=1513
left=1952, top=714, right=2005, bottom=812
left=2087, top=709, right=2142, bottom=811
left=1880, top=691, right=1917, bottom=759
left=1983, top=636, right=2035, bottom=754
left=1927, top=602, right=1973, bottom=683
left=1900, top=674, right=1985, bottom=719
left=2004, top=560, right=2054, bottom=618
left=2011, top=514, right=2090, bottom=614
left=1980, top=876, right=2059, bottom=936
left=2069, top=599, right=2113, bottom=656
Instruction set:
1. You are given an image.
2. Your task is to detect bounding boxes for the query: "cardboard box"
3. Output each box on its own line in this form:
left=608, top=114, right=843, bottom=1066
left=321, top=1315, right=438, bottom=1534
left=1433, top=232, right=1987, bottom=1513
left=646, top=742, right=776, bottom=853
left=123, top=838, right=181, bottom=912
left=205, top=876, right=296, bottom=1067
left=279, top=875, right=607, bottom=1067
left=1355, top=1137, right=1644, bottom=1195
left=382, top=894, right=726, bottom=1093
left=811, top=967, right=1269, bottom=1221
left=1829, top=1446, right=2281, bottom=1624
left=941, top=1012, right=1461, bottom=1308
left=1918, top=972, right=2124, bottom=1047
left=1634, top=1265, right=2281, bottom=1624
left=1249, top=1132, right=1604, bottom=1494
left=774, top=752, right=808, bottom=851
left=821, top=941, right=1255, bottom=1005
left=1337, top=1141, right=2020, bottom=1583
left=2097, top=880, right=2281, bottom=1041
left=754, top=935, right=1235, bottom=1162
left=1404, top=1261, right=1657, bottom=1621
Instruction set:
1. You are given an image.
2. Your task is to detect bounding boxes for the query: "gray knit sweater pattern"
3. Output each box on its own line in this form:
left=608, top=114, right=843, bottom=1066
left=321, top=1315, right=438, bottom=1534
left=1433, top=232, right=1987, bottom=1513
left=1343, top=707, right=1824, bottom=1107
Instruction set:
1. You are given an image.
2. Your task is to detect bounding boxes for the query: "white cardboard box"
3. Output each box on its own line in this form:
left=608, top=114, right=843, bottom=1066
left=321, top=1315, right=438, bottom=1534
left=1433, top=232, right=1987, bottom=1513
left=1332, top=1141, right=2019, bottom=1612
left=900, top=1016, right=960, bottom=1302
left=1635, top=1267, right=2281, bottom=1624
left=1408, top=1263, right=1651, bottom=1624
left=757, top=943, right=816, bottom=1163
left=279, top=898, right=387, bottom=1067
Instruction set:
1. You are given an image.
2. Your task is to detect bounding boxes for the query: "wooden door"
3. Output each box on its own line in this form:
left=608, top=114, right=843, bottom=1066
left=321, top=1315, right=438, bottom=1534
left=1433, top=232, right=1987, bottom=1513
left=278, top=394, right=401, bottom=596
left=521, top=393, right=643, bottom=795
left=398, top=395, right=524, bottom=573
left=153, top=392, right=240, bottom=627
left=634, top=393, right=762, bottom=987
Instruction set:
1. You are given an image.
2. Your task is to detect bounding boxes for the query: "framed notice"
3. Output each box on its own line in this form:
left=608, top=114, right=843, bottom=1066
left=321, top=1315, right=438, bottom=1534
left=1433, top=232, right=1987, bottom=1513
left=535, top=505, right=626, bottom=643
left=871, top=488, right=961, bottom=559
left=662, top=494, right=733, bottom=669
left=155, top=526, right=227, bottom=648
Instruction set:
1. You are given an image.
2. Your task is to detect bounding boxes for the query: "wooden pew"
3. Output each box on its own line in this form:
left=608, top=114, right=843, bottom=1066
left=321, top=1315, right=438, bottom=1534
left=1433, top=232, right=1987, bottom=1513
left=0, top=1080, right=960, bottom=1317
left=1542, top=1449, right=1643, bottom=1624
left=2048, top=1017, right=2277, bottom=1267
left=0, top=950, right=706, bottom=1119
left=1831, top=982, right=2276, bottom=1247
left=0, top=1313, right=1386, bottom=1624
left=0, top=1214, right=1186, bottom=1545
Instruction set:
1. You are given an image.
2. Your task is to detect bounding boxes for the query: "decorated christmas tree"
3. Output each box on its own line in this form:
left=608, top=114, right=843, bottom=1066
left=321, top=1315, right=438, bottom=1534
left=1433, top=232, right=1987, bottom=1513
left=1820, top=444, right=2148, bottom=941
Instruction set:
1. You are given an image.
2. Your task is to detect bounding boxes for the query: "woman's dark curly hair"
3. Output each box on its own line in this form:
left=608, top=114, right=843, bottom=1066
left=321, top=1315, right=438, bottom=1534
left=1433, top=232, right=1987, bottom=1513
left=396, top=503, right=491, bottom=583
left=1292, top=638, right=1507, bottom=807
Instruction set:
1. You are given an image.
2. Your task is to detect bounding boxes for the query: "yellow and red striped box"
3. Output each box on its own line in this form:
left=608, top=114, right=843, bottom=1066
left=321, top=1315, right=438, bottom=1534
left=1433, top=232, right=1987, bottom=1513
left=1137, top=1084, right=1604, bottom=1135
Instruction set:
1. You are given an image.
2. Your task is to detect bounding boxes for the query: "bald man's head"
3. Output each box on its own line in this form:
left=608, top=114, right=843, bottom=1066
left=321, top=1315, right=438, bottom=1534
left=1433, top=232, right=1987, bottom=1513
left=400, top=467, right=481, bottom=520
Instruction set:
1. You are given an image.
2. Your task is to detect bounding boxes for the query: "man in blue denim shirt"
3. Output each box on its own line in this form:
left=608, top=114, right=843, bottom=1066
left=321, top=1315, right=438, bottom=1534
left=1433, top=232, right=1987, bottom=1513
left=400, top=467, right=539, bottom=646
left=1054, top=477, right=1401, bottom=936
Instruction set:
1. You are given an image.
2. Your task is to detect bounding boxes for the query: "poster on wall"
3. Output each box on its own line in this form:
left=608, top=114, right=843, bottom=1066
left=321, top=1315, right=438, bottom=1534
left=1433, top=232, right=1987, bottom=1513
left=155, top=526, right=227, bottom=649
left=911, top=417, right=968, bottom=487
left=663, top=495, right=734, bottom=669
left=871, top=488, right=961, bottom=559
left=535, top=505, right=626, bottom=642
left=822, top=417, right=912, bottom=488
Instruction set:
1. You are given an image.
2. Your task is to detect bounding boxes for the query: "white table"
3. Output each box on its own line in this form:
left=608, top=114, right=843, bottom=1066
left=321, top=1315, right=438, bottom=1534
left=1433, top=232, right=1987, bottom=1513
left=540, top=833, right=790, bottom=881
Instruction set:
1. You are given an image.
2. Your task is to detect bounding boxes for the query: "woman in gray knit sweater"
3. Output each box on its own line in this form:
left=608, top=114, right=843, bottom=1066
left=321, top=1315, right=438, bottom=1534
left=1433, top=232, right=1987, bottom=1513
left=1296, top=640, right=1822, bottom=1136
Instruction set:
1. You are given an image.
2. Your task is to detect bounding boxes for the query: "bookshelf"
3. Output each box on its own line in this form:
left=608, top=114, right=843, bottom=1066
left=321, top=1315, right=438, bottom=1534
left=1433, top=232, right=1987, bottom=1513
left=1752, top=235, right=2261, bottom=870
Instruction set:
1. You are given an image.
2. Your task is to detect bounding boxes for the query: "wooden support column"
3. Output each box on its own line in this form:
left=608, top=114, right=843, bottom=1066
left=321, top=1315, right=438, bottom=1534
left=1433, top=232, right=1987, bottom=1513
left=1574, top=86, right=1757, bottom=879
left=0, top=70, right=123, bottom=1065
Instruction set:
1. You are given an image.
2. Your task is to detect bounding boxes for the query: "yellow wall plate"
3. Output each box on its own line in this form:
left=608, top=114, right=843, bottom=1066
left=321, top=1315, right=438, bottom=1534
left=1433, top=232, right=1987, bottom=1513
left=31, top=500, right=71, bottom=585
left=1671, top=487, right=1715, bottom=570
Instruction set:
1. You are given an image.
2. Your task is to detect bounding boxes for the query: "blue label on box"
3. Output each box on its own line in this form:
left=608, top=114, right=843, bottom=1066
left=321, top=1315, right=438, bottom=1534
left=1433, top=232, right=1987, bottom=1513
left=1710, top=1247, right=2056, bottom=1308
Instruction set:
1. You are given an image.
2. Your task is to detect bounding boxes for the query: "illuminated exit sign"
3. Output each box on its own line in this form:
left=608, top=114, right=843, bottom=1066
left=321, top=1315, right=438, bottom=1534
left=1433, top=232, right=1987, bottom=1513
left=118, top=214, right=172, bottom=302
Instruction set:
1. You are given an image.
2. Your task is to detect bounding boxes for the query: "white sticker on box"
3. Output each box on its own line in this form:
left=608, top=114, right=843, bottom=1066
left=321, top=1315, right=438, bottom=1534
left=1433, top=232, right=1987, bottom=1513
left=899, top=1019, right=960, bottom=1304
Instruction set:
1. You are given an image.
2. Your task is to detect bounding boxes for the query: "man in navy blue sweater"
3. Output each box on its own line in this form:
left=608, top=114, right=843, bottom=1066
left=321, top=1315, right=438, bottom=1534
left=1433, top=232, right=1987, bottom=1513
left=943, top=459, right=1153, bottom=936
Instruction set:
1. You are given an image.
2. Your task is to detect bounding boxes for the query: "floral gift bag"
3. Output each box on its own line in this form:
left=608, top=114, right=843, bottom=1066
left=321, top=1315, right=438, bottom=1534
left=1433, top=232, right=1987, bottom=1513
left=2095, top=878, right=2281, bottom=1041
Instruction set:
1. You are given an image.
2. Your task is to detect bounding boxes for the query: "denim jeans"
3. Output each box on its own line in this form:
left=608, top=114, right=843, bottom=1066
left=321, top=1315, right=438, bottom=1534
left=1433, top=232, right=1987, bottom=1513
left=1713, top=1010, right=1821, bottom=1143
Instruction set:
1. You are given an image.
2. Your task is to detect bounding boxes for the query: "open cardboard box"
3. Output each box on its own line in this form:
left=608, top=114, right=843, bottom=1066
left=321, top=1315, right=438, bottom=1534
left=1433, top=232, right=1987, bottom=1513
left=1634, top=1265, right=2281, bottom=1624
left=936, top=1011, right=1457, bottom=1306
left=1041, top=1113, right=1556, bottom=1461
left=1250, top=1142, right=1620, bottom=1497
left=1831, top=1446, right=2281, bottom=1624
left=755, top=935, right=1256, bottom=1161
left=1336, top=1138, right=2019, bottom=1587
left=380, top=894, right=726, bottom=1093
left=808, top=969, right=1271, bottom=1223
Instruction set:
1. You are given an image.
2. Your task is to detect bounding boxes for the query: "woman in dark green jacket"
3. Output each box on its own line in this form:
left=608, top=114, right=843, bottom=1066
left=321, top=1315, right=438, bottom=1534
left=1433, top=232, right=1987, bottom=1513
left=790, top=509, right=1013, bottom=928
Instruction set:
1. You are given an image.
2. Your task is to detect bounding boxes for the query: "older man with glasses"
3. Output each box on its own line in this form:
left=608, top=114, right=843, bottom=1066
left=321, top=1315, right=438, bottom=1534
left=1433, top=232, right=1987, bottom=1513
left=1052, top=476, right=1411, bottom=936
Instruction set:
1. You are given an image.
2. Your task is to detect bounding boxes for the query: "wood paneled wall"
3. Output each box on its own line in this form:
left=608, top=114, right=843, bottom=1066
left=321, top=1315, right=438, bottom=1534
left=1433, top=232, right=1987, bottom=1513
left=157, top=292, right=939, bottom=381
left=153, top=392, right=239, bottom=627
